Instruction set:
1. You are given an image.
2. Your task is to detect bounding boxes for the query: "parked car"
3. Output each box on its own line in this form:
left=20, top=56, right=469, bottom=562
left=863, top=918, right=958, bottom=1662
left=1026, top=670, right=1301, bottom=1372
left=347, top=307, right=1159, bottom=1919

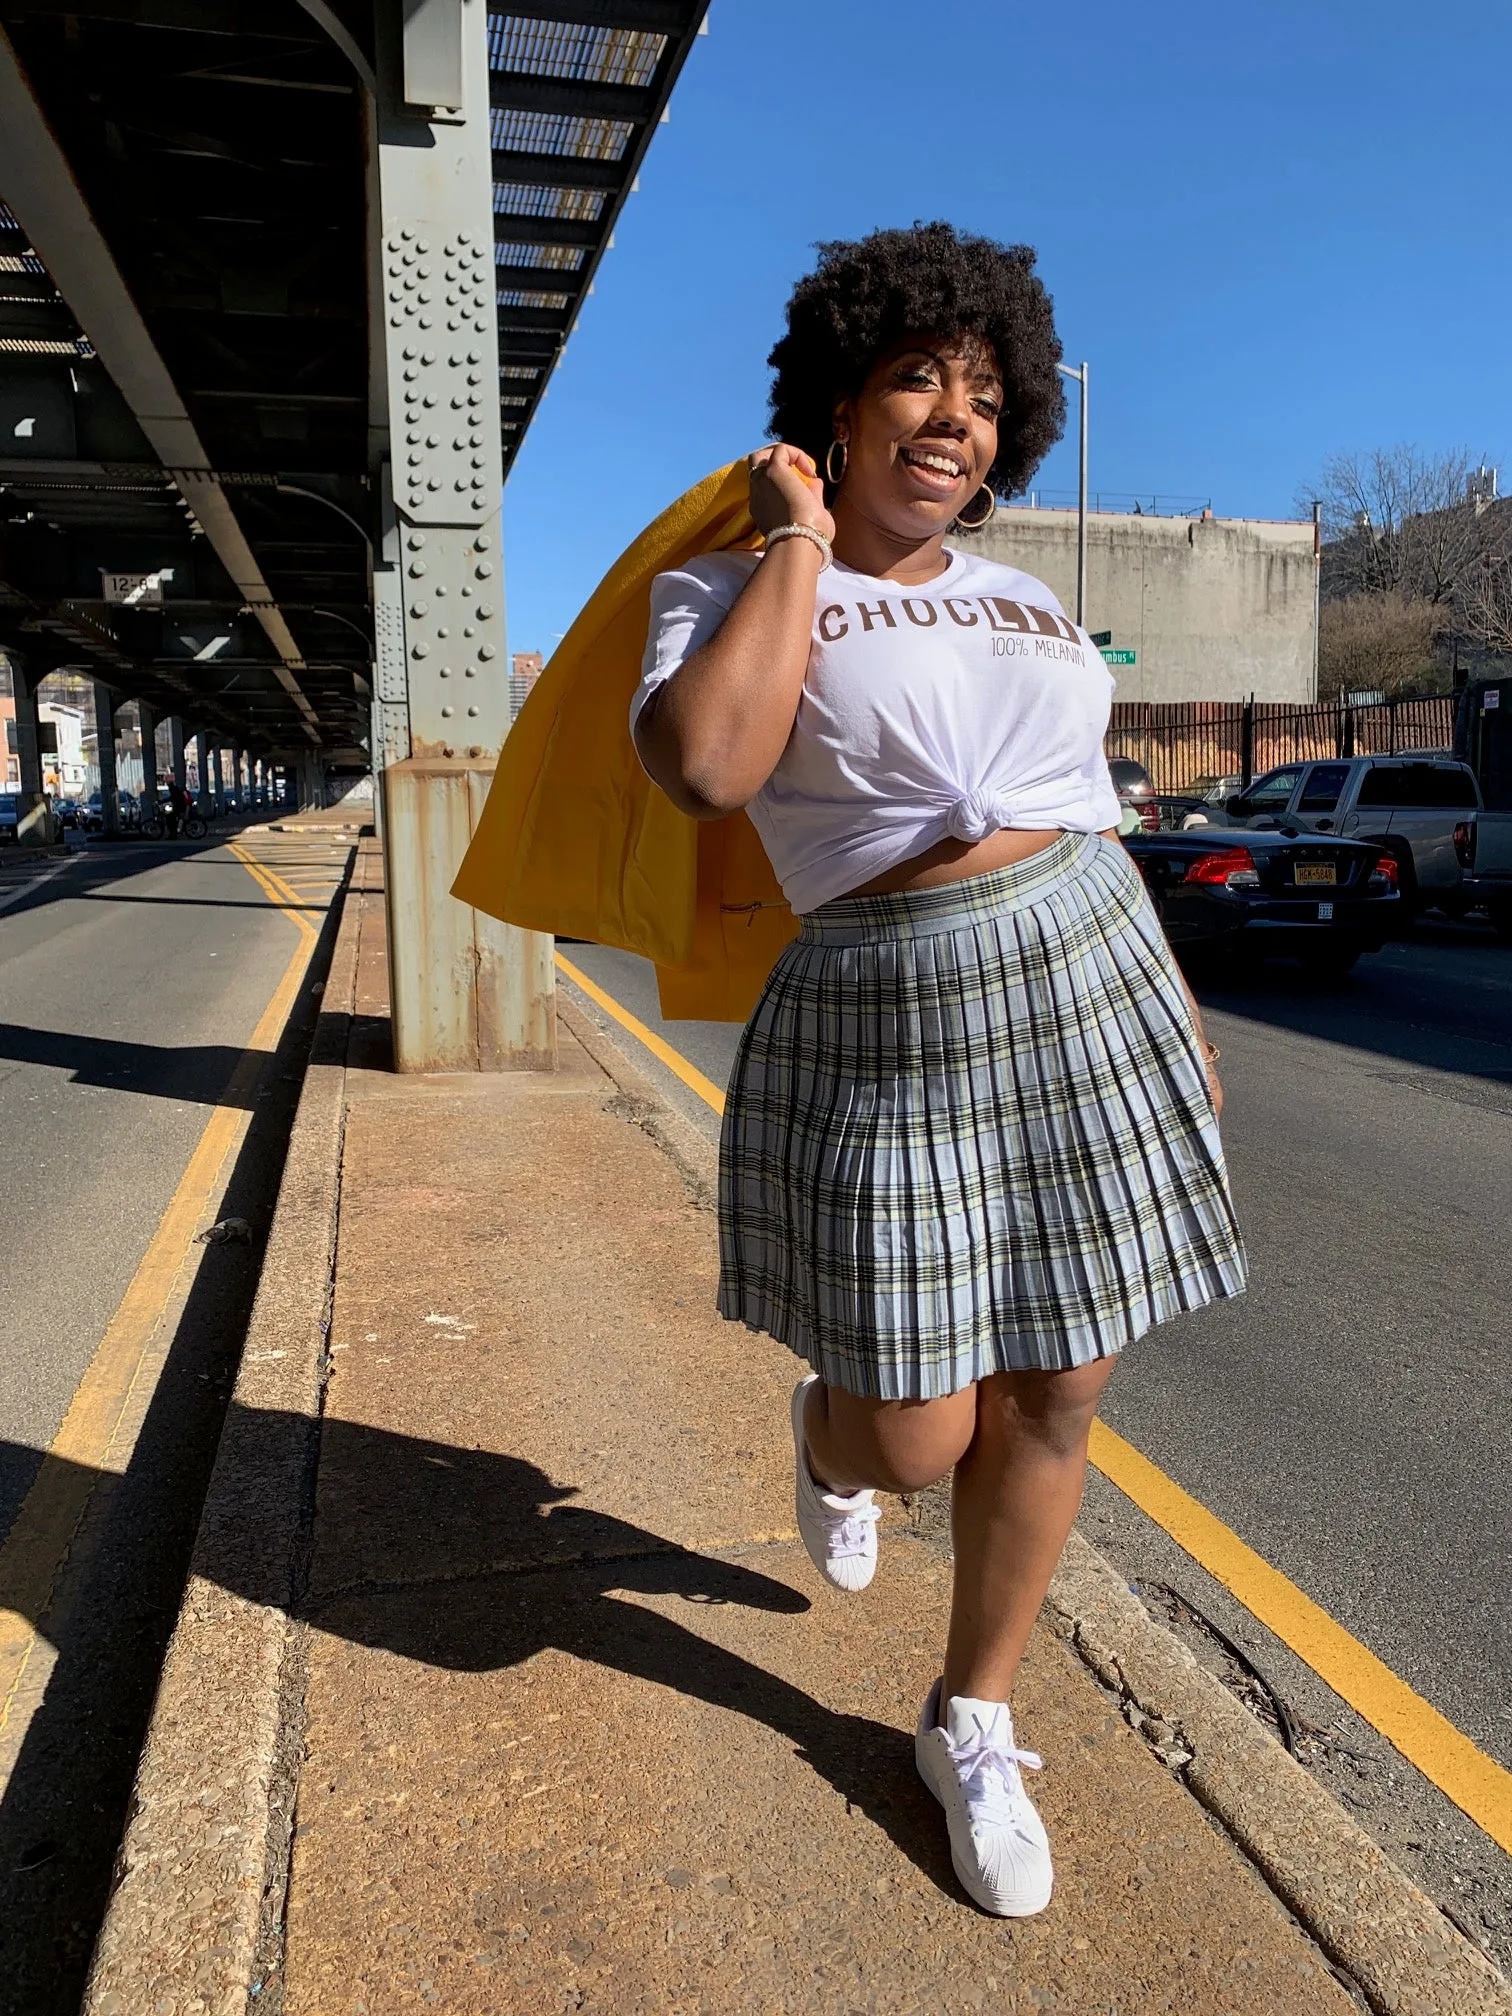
left=1122, top=827, right=1402, bottom=973
left=53, top=797, right=80, bottom=830
left=1109, top=756, right=1160, bottom=833
left=0, top=792, right=18, bottom=843
left=1206, top=755, right=1480, bottom=912
left=1451, top=675, right=1512, bottom=940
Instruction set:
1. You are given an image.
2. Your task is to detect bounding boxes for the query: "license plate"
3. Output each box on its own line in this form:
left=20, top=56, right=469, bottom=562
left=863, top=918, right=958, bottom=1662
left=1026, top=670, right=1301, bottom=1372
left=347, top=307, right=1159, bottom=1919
left=1295, top=863, right=1336, bottom=886
left=1318, top=902, right=1334, bottom=921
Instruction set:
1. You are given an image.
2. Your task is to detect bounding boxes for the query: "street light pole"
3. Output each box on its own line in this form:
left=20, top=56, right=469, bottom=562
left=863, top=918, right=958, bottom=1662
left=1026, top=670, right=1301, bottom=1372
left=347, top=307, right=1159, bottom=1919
left=1056, top=359, right=1089, bottom=627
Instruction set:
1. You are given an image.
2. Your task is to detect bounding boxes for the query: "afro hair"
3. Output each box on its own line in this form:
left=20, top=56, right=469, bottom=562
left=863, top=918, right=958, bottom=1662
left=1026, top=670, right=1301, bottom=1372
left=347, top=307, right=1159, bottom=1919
left=767, top=221, right=1066, bottom=500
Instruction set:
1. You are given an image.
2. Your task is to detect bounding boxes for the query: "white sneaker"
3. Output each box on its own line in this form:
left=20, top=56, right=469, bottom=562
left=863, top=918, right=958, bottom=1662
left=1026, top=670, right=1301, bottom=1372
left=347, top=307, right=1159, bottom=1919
left=915, top=1678, right=1053, bottom=1916
left=790, top=1374, right=879, bottom=1592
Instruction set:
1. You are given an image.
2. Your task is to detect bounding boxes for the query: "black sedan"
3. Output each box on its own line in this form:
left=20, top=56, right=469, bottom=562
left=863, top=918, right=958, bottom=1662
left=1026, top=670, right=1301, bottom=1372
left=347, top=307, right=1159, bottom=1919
left=1122, top=828, right=1401, bottom=973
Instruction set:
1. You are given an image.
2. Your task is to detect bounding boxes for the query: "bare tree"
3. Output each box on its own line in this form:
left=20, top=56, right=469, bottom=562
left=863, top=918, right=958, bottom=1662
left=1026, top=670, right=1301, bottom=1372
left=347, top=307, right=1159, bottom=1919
left=1459, top=551, right=1512, bottom=658
left=1304, top=445, right=1505, bottom=607
left=1317, top=592, right=1444, bottom=700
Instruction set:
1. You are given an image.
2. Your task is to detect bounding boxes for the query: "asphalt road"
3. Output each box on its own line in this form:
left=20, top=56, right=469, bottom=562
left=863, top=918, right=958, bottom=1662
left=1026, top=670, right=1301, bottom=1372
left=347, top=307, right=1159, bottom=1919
left=558, top=915, right=1512, bottom=1957
left=0, top=829, right=351, bottom=2014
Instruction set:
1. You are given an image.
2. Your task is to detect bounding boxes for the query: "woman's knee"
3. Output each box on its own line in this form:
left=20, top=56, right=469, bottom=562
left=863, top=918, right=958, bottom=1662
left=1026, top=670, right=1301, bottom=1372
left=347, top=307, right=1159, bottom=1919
left=977, top=1356, right=1117, bottom=1461
left=821, top=1384, right=977, bottom=1494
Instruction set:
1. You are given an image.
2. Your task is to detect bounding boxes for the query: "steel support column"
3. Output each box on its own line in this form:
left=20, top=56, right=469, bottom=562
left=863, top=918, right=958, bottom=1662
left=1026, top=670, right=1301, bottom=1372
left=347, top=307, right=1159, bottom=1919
left=7, top=659, right=55, bottom=845
left=166, top=718, right=187, bottom=792
left=92, top=682, right=120, bottom=838
left=138, top=701, right=159, bottom=817
left=192, top=731, right=212, bottom=810
left=370, top=0, right=554, bottom=1071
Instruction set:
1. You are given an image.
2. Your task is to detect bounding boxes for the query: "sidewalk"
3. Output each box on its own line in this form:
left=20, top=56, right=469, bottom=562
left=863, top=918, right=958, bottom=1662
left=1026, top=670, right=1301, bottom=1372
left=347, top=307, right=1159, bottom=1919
left=267, top=858, right=1359, bottom=2016
left=84, top=839, right=1509, bottom=2016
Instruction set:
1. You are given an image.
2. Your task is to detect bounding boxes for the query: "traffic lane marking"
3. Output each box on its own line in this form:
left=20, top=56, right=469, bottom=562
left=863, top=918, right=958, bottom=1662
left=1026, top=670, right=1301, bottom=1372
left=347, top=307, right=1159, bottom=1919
left=0, top=845, right=327, bottom=1759
left=558, top=959, right=1512, bottom=1856
left=555, top=952, right=726, bottom=1115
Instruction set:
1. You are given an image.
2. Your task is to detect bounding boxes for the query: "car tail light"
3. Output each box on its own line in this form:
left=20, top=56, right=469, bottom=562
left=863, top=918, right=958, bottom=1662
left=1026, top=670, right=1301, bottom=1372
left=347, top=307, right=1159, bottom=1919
left=1453, top=820, right=1475, bottom=869
left=1369, top=854, right=1399, bottom=890
left=1184, top=846, right=1260, bottom=889
left=1140, top=802, right=1160, bottom=832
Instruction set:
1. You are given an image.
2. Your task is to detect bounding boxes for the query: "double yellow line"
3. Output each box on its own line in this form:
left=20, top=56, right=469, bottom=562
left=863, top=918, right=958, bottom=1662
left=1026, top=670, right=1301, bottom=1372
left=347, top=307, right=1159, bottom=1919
left=0, top=842, right=322, bottom=1759
left=555, top=953, right=1512, bottom=1855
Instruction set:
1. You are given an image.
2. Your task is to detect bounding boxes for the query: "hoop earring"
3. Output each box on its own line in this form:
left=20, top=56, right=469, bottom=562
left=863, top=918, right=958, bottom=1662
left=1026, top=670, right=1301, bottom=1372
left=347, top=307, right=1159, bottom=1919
left=955, top=485, right=997, bottom=531
left=824, top=438, right=848, bottom=488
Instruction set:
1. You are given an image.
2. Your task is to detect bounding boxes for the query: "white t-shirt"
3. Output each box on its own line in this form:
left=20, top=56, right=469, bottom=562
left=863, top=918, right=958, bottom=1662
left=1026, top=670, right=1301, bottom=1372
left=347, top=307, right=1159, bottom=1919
left=632, top=545, right=1122, bottom=914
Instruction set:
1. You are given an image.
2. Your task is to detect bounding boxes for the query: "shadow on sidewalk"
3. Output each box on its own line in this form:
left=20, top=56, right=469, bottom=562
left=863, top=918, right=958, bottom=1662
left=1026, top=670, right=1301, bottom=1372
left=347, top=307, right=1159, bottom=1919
left=4, top=1413, right=957, bottom=1919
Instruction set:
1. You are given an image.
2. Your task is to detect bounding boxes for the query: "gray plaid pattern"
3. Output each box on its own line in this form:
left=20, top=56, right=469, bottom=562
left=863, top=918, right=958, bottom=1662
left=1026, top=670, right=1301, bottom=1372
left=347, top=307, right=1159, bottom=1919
left=717, top=833, right=1247, bottom=1399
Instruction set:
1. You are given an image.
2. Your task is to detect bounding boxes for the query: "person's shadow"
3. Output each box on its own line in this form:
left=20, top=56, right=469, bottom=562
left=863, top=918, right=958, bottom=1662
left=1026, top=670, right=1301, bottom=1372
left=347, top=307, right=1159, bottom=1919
left=276, top=1415, right=954, bottom=1885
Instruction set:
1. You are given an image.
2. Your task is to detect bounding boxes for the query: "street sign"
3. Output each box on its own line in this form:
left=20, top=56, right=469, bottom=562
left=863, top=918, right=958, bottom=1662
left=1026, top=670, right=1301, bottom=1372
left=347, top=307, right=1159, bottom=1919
left=1089, top=629, right=1112, bottom=647
left=101, top=569, right=173, bottom=607
left=1100, top=647, right=1137, bottom=666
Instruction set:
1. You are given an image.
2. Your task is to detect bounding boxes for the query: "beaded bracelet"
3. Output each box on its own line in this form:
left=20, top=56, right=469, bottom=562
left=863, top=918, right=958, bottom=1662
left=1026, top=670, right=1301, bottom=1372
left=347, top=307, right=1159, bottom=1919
left=764, top=521, right=832, bottom=569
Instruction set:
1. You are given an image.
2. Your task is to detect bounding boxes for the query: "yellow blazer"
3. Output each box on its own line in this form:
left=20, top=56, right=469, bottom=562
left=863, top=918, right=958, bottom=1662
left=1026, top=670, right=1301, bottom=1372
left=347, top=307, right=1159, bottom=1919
left=450, top=463, right=800, bottom=1021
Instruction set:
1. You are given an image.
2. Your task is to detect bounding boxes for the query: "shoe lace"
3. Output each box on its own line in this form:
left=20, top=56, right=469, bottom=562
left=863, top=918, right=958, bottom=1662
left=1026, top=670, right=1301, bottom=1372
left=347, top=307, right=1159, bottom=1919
left=947, top=1717, right=1043, bottom=1829
left=826, top=1498, right=879, bottom=1559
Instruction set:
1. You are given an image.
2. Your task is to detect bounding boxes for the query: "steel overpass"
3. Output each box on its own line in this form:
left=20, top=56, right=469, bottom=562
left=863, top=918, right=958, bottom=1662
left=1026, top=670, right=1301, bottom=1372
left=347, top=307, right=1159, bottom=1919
left=0, top=0, right=707, bottom=1060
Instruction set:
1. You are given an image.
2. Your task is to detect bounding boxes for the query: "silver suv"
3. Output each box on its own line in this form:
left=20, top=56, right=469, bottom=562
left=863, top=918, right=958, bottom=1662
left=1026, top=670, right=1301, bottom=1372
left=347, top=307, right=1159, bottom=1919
left=1211, top=756, right=1481, bottom=907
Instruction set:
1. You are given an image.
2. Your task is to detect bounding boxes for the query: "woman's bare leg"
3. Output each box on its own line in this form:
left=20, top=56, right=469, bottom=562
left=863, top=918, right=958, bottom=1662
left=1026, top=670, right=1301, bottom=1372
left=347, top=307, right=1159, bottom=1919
left=942, top=1357, right=1116, bottom=1704
left=801, top=1377, right=976, bottom=1497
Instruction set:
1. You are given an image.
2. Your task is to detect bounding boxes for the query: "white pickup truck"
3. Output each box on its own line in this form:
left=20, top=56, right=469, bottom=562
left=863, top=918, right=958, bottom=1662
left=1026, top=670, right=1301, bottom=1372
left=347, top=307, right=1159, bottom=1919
left=1453, top=676, right=1512, bottom=940
left=1208, top=754, right=1481, bottom=912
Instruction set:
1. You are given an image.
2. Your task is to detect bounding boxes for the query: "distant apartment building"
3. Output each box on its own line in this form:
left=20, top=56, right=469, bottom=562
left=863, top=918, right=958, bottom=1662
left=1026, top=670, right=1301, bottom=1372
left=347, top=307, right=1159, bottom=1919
left=510, top=649, right=544, bottom=721
left=961, top=500, right=1319, bottom=703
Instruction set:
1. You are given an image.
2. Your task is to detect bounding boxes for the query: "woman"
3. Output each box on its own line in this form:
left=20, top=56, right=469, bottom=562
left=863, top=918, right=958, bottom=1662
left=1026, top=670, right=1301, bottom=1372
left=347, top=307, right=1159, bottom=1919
left=631, top=222, right=1245, bottom=1918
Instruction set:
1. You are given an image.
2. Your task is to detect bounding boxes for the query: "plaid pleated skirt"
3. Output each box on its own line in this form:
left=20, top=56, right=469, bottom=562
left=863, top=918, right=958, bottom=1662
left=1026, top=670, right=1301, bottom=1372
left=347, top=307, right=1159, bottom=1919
left=717, top=832, right=1246, bottom=1399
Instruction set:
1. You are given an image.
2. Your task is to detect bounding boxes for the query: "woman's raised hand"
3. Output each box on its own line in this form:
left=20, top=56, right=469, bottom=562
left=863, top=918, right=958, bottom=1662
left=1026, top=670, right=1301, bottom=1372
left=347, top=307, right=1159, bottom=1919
left=748, top=444, right=836, bottom=544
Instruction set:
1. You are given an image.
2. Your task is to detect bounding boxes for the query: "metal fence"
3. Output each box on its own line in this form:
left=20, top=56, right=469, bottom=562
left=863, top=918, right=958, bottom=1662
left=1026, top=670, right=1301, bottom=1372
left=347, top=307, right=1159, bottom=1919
left=1105, top=693, right=1458, bottom=794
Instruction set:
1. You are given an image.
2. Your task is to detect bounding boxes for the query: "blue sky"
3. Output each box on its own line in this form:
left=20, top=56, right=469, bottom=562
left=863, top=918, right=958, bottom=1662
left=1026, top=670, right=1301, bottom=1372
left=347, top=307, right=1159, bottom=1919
left=502, top=0, right=1512, bottom=659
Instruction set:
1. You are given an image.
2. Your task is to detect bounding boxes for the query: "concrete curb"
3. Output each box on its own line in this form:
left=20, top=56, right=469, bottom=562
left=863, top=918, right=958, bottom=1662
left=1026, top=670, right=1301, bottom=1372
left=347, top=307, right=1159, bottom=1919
left=81, top=856, right=368, bottom=2016
left=558, top=971, right=1512, bottom=2016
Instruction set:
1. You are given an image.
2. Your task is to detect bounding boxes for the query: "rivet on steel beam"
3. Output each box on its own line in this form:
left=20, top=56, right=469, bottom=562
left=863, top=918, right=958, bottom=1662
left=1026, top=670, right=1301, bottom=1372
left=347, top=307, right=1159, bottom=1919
left=409, top=562, right=427, bottom=575
left=468, top=746, right=483, bottom=758
left=478, top=644, right=497, bottom=661
left=443, top=745, right=455, bottom=756
left=466, top=705, right=479, bottom=717
left=475, top=534, right=492, bottom=550
left=441, top=706, right=453, bottom=719
left=463, top=665, right=476, bottom=678
left=475, top=562, right=493, bottom=577
left=422, top=350, right=436, bottom=364
left=412, top=642, right=429, bottom=657
left=408, top=532, right=426, bottom=547
left=417, top=241, right=430, bottom=254
left=439, top=666, right=452, bottom=678
left=468, top=350, right=481, bottom=363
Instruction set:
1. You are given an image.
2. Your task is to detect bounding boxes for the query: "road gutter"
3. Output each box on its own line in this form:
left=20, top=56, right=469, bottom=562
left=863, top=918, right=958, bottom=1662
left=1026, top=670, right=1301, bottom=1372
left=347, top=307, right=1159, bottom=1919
left=81, top=848, right=371, bottom=2016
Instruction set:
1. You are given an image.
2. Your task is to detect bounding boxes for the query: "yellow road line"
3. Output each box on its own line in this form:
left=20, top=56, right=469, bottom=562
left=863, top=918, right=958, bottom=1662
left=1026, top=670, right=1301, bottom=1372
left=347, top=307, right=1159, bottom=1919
left=1087, top=1421, right=1512, bottom=1851
left=562, top=956, right=1512, bottom=1854
left=0, top=844, right=321, bottom=1746
left=555, top=952, right=727, bottom=1115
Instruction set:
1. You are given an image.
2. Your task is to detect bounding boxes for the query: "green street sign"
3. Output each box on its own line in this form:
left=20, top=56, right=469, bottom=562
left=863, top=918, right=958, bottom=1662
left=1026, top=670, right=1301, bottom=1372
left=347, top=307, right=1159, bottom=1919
left=1089, top=629, right=1112, bottom=647
left=1100, top=647, right=1136, bottom=666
